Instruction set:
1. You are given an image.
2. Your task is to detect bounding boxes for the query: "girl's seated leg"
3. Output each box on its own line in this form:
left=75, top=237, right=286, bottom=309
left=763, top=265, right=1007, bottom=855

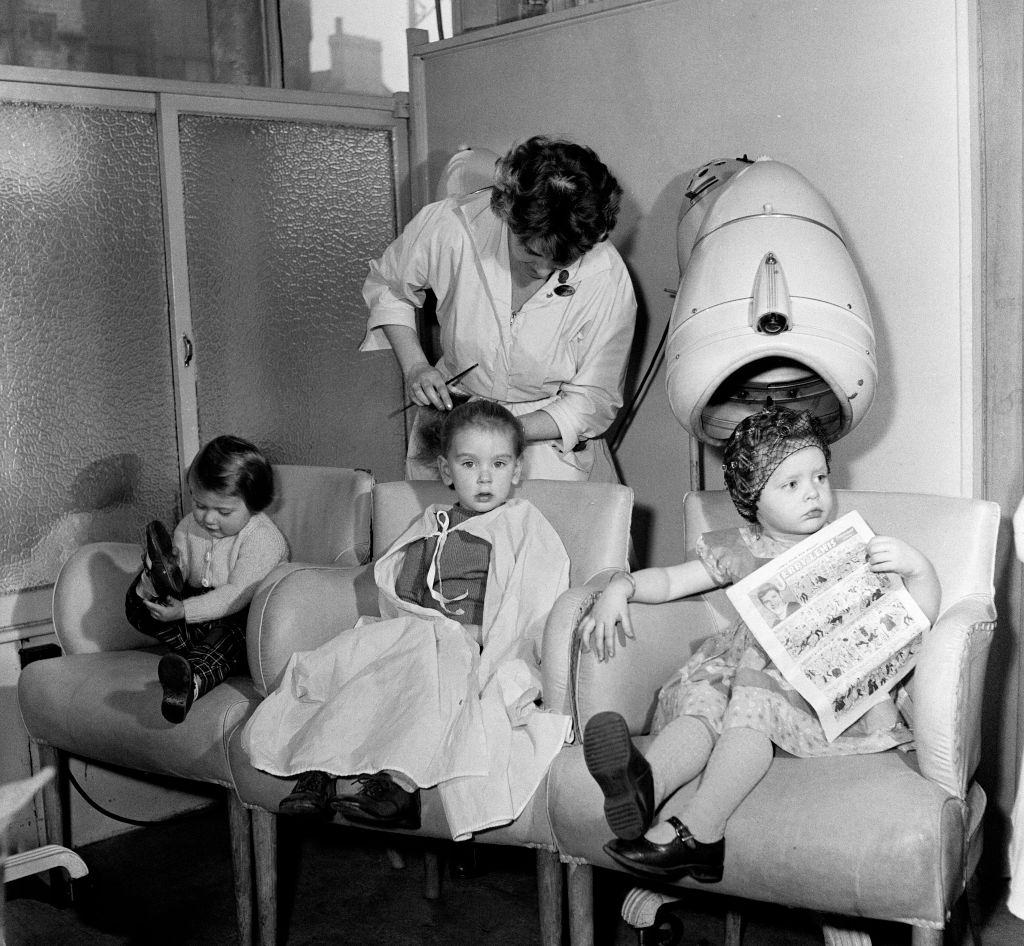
left=645, top=714, right=716, bottom=803
left=603, top=726, right=773, bottom=883
left=124, top=575, right=191, bottom=651
left=584, top=712, right=715, bottom=841
left=156, top=611, right=247, bottom=724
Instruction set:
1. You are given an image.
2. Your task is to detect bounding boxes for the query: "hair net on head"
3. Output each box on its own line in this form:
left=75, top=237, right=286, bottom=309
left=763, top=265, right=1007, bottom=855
left=722, top=406, right=831, bottom=523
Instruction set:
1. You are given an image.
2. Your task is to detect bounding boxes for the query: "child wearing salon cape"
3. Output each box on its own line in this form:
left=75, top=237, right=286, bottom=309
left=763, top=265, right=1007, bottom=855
left=241, top=400, right=571, bottom=840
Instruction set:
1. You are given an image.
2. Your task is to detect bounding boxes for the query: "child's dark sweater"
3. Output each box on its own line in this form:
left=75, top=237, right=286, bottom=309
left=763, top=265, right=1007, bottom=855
left=393, top=504, right=491, bottom=625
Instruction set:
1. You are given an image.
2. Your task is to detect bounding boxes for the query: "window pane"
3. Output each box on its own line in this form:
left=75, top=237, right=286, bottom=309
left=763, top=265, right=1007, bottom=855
left=282, top=0, right=451, bottom=93
left=0, top=0, right=216, bottom=83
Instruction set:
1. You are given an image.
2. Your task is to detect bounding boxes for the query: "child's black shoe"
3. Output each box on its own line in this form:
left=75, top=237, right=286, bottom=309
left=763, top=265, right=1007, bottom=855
left=158, top=653, right=195, bottom=724
left=279, top=771, right=336, bottom=817
left=333, top=773, right=421, bottom=829
left=145, top=520, right=184, bottom=602
left=584, top=710, right=655, bottom=840
left=603, top=816, right=724, bottom=883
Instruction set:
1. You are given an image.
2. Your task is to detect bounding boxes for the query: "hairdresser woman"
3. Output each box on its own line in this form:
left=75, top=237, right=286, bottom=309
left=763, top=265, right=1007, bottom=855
left=359, top=135, right=637, bottom=481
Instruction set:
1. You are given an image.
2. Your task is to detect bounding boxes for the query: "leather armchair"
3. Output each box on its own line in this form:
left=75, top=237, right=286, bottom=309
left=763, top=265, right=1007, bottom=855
left=17, top=464, right=373, bottom=946
left=227, top=479, right=634, bottom=946
left=546, top=489, right=999, bottom=946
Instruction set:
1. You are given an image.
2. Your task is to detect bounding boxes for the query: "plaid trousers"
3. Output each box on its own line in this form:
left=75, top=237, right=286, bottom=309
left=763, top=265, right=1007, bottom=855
left=125, top=576, right=248, bottom=698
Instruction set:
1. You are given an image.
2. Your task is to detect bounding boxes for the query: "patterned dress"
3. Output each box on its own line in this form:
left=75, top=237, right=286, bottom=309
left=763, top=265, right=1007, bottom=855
left=651, top=526, right=914, bottom=757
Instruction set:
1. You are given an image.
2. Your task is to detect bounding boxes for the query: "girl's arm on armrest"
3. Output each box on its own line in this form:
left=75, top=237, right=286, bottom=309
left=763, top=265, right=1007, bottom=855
left=580, top=560, right=716, bottom=661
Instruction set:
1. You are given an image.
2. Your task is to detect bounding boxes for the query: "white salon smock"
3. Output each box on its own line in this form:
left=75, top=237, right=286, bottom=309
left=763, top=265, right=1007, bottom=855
left=359, top=190, right=637, bottom=480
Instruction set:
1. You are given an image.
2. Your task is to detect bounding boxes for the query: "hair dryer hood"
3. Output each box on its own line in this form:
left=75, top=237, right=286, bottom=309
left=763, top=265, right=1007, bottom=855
left=666, top=157, right=876, bottom=446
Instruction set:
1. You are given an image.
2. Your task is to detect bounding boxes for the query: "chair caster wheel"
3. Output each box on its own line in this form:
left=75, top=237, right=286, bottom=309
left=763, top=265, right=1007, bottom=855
left=637, top=909, right=684, bottom=946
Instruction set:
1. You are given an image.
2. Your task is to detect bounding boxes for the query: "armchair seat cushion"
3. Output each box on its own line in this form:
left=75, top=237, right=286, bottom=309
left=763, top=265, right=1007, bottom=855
left=227, top=725, right=556, bottom=848
left=19, top=650, right=259, bottom=788
left=549, top=740, right=977, bottom=926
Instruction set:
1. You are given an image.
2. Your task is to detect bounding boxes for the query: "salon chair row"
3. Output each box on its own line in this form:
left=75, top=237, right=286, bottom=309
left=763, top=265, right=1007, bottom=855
left=19, top=465, right=999, bottom=946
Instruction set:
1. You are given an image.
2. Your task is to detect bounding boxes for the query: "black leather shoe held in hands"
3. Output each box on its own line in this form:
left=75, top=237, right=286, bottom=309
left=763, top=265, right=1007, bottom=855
left=145, top=520, right=185, bottom=602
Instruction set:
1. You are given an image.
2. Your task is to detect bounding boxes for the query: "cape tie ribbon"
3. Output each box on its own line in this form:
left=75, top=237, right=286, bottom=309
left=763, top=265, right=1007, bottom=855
left=425, top=508, right=468, bottom=616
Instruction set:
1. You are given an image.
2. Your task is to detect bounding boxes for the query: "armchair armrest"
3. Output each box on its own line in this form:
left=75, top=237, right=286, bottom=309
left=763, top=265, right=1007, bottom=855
left=565, top=592, right=721, bottom=739
left=247, top=562, right=379, bottom=696
left=909, top=593, right=997, bottom=800
left=51, top=542, right=154, bottom=654
left=541, top=568, right=623, bottom=717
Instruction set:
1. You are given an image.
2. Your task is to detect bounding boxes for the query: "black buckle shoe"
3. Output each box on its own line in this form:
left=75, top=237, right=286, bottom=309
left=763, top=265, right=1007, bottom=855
left=584, top=710, right=655, bottom=840
left=334, top=773, right=421, bottom=830
left=280, top=771, right=336, bottom=817
left=158, top=653, right=195, bottom=724
left=604, top=816, right=724, bottom=883
left=146, top=520, right=184, bottom=602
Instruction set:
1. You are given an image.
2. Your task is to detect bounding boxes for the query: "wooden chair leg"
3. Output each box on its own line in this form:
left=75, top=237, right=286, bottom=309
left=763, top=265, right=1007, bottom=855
left=423, top=849, right=441, bottom=900
left=567, top=861, right=594, bottom=946
left=35, top=744, right=68, bottom=847
left=725, top=909, right=743, bottom=946
left=536, top=850, right=563, bottom=946
left=227, top=794, right=254, bottom=946
left=252, top=807, right=278, bottom=946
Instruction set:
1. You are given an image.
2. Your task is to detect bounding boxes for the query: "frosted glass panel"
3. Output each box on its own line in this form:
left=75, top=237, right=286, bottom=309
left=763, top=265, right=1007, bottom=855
left=0, top=101, right=180, bottom=594
left=179, top=113, right=405, bottom=478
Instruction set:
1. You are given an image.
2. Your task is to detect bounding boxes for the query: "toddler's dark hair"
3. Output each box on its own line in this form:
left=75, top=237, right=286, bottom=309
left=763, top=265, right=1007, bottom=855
left=188, top=435, right=275, bottom=512
left=417, top=399, right=526, bottom=465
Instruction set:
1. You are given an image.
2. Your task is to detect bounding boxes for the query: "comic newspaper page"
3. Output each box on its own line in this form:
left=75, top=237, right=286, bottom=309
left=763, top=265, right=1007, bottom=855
left=726, top=511, right=931, bottom=741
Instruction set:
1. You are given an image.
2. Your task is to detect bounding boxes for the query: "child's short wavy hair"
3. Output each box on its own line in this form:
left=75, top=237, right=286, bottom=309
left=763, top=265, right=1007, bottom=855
left=490, top=135, right=622, bottom=267
left=187, top=435, right=275, bottom=512
left=722, top=406, right=831, bottom=523
left=417, top=398, right=526, bottom=466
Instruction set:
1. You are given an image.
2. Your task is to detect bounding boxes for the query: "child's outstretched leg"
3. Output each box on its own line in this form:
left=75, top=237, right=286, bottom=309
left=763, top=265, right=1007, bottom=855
left=157, top=611, right=247, bottom=724
left=604, top=726, right=773, bottom=883
left=583, top=712, right=714, bottom=840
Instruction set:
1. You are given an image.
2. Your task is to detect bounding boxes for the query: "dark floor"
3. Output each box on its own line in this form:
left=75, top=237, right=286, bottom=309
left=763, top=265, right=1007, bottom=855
left=5, top=803, right=1024, bottom=945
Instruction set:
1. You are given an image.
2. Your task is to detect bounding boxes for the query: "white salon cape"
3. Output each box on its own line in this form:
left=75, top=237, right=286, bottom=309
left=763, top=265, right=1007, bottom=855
left=359, top=189, right=636, bottom=481
left=241, top=499, right=572, bottom=841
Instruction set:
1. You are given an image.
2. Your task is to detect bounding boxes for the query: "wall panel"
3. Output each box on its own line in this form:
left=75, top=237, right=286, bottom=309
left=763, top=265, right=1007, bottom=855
left=411, top=0, right=974, bottom=568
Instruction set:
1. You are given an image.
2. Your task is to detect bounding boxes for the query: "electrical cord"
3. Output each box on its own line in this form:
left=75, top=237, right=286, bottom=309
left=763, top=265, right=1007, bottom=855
left=67, top=767, right=202, bottom=829
left=609, top=311, right=671, bottom=456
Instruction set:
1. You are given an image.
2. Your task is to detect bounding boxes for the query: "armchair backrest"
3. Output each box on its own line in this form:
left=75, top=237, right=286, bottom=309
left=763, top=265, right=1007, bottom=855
left=269, top=465, right=373, bottom=566
left=51, top=465, right=374, bottom=656
left=683, top=490, right=999, bottom=613
left=372, top=480, right=633, bottom=584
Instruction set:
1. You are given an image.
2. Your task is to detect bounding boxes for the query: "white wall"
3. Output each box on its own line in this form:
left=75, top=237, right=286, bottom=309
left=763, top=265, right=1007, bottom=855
left=410, top=0, right=976, bottom=566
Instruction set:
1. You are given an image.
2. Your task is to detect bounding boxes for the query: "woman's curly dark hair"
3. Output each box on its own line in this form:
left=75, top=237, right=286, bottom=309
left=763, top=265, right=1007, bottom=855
left=722, top=407, right=831, bottom=523
left=416, top=398, right=526, bottom=469
left=490, top=135, right=622, bottom=267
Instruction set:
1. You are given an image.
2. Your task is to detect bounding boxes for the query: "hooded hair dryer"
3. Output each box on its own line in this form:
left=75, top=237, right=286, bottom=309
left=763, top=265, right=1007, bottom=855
left=666, top=156, right=876, bottom=446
